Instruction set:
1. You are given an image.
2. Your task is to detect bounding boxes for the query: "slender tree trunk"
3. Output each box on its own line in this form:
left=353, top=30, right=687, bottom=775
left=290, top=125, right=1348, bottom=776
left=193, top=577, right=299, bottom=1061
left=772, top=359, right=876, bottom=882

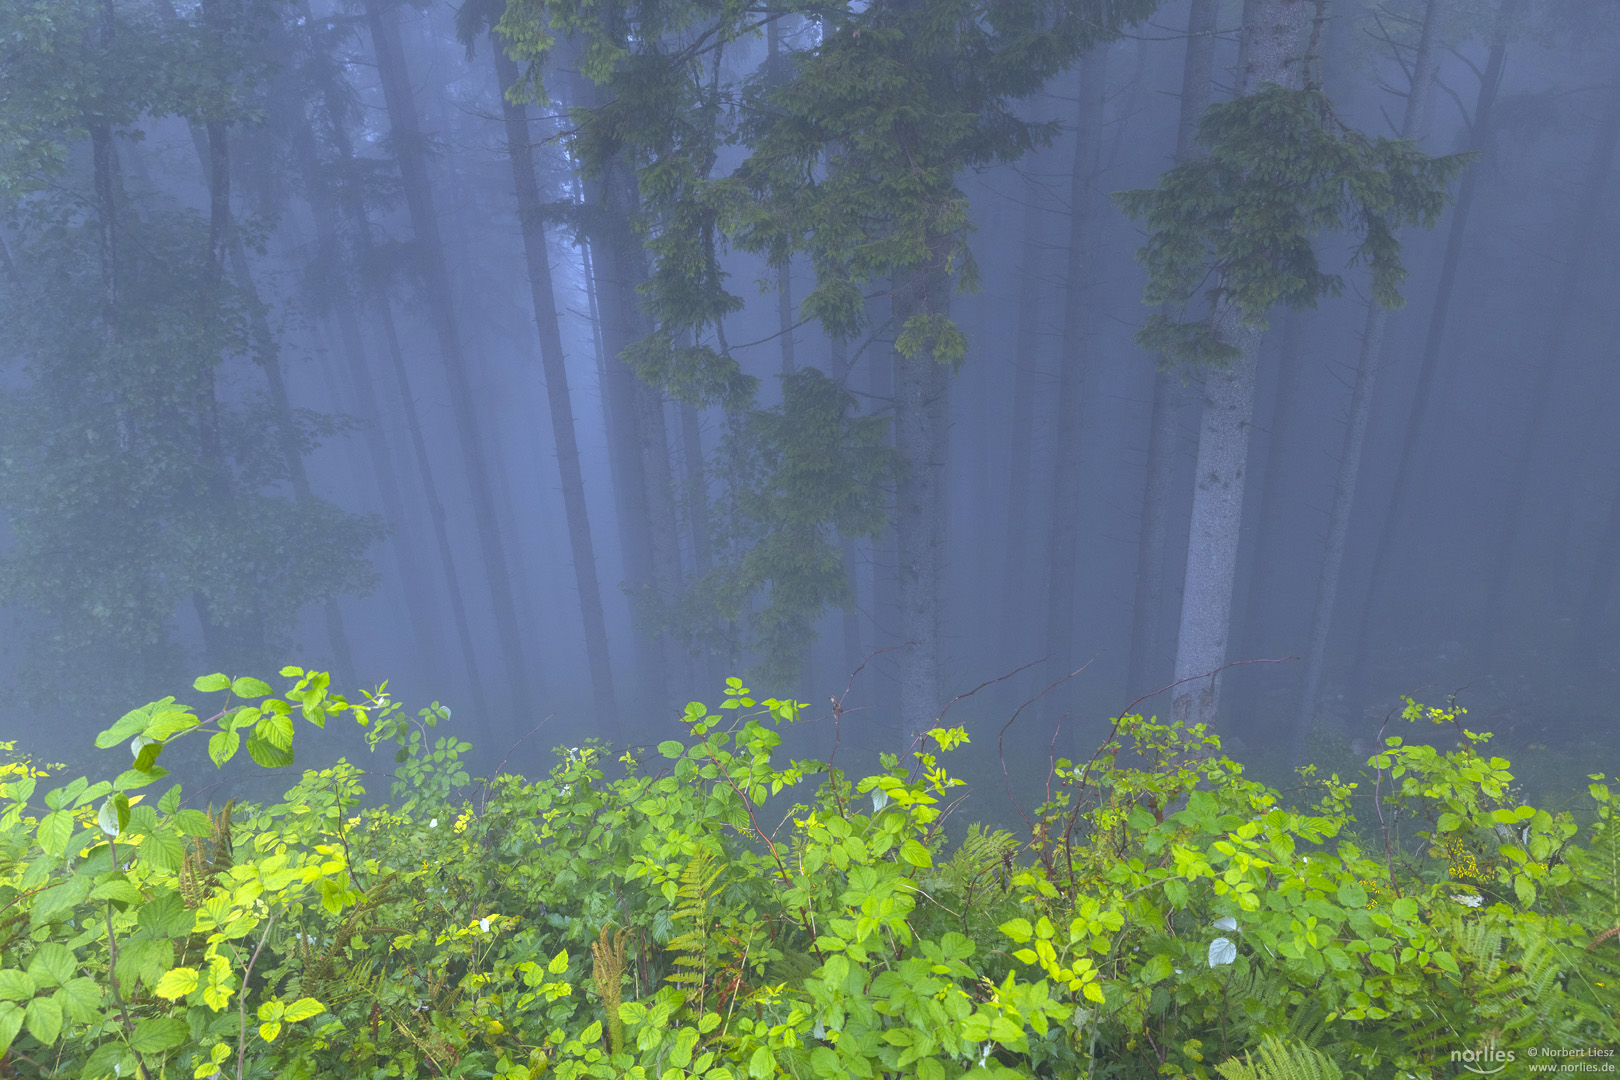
left=828, top=333, right=864, bottom=680
left=999, top=180, right=1045, bottom=675
left=1232, top=311, right=1304, bottom=684
left=285, top=0, right=451, bottom=694
left=1345, top=0, right=1517, bottom=709
left=1292, top=0, right=1442, bottom=759
left=1045, top=49, right=1108, bottom=678
left=492, top=38, right=619, bottom=730
left=1474, top=72, right=1620, bottom=668
left=366, top=0, right=535, bottom=726
left=1125, top=0, right=1216, bottom=702
left=891, top=249, right=953, bottom=743
left=1170, top=0, right=1311, bottom=731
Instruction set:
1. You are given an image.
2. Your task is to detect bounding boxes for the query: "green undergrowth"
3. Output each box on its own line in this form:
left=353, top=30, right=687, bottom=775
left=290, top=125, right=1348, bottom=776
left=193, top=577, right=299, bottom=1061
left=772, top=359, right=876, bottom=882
left=0, top=670, right=1615, bottom=1079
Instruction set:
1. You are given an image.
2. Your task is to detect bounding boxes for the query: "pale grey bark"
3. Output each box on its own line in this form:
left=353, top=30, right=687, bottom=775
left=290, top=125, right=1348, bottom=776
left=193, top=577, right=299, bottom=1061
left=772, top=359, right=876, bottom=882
left=1170, top=0, right=1310, bottom=730
left=1125, top=0, right=1216, bottom=701
left=1294, top=0, right=1442, bottom=756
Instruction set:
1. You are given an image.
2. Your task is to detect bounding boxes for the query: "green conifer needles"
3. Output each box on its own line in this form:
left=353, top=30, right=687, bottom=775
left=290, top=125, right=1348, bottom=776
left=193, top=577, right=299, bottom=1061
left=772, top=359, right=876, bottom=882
left=1116, top=85, right=1466, bottom=368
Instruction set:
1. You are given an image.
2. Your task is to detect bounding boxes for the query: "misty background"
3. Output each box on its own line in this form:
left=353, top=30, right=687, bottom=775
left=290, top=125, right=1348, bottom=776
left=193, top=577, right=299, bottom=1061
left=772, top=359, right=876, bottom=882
left=2, top=0, right=1616, bottom=797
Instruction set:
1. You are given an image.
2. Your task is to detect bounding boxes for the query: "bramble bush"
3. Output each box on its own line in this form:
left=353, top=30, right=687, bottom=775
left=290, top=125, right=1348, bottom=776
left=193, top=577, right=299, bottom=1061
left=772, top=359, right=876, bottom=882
left=0, top=670, right=1614, bottom=1078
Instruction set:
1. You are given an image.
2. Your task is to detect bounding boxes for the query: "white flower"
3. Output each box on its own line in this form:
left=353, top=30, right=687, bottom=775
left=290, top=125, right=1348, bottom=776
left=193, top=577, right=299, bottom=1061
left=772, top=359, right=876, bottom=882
left=429, top=818, right=438, bottom=828
left=479, top=916, right=491, bottom=933
left=1451, top=893, right=1483, bottom=908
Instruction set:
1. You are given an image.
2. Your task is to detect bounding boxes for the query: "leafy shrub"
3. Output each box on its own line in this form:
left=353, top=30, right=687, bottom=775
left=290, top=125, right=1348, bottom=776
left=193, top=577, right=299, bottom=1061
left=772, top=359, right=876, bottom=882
left=0, top=676, right=1612, bottom=1079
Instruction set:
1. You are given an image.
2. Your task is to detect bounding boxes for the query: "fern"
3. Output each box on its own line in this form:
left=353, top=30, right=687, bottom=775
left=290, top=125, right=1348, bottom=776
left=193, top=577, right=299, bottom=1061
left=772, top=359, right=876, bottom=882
left=666, top=848, right=724, bottom=1013
left=1563, top=799, right=1620, bottom=1043
left=591, top=924, right=631, bottom=1056
left=1216, top=1037, right=1341, bottom=1080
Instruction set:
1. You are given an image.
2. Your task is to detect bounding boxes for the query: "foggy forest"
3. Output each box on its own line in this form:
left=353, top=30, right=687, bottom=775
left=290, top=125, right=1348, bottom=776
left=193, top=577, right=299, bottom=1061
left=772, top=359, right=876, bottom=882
left=2, top=0, right=1620, bottom=1075
left=5, top=0, right=1617, bottom=785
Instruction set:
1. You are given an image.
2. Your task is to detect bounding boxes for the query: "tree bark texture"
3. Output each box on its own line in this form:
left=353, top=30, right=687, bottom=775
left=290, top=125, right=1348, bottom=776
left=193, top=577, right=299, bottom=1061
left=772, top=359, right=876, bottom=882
left=1170, top=0, right=1310, bottom=731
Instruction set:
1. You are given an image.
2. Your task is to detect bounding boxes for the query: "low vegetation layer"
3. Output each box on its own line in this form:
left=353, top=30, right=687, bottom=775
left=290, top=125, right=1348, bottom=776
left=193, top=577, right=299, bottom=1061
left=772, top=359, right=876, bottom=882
left=0, top=669, right=1615, bottom=1079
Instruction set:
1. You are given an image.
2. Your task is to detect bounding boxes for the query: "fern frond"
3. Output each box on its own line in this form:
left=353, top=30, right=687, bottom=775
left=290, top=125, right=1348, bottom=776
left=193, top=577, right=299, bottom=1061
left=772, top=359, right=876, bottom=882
left=1216, top=1036, right=1342, bottom=1080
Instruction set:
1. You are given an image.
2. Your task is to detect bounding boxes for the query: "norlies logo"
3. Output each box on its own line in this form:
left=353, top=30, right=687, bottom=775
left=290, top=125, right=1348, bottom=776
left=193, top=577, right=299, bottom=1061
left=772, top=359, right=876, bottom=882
left=1454, top=1045, right=1518, bottom=1075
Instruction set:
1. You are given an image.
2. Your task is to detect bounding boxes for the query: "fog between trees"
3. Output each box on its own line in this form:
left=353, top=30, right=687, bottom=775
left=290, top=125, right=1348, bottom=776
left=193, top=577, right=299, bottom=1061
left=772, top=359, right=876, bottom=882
left=2, top=0, right=1617, bottom=783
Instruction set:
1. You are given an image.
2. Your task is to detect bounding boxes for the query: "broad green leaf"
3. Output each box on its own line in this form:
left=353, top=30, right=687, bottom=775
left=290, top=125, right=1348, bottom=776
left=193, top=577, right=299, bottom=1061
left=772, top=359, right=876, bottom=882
left=0, top=970, right=35, bottom=1002
left=208, top=730, right=240, bottom=767
left=900, top=839, right=932, bottom=868
left=138, top=830, right=185, bottom=872
left=256, top=712, right=295, bottom=750
left=54, top=978, right=101, bottom=1023
left=232, top=676, right=274, bottom=699
left=658, top=740, right=684, bottom=758
left=36, top=810, right=73, bottom=857
left=144, top=709, right=199, bottom=741
left=26, top=943, right=75, bottom=988
left=1514, top=874, right=1537, bottom=908
left=246, top=735, right=294, bottom=769
left=283, top=997, right=325, bottom=1022
left=748, top=1046, right=774, bottom=1079
left=548, top=949, right=569, bottom=974
left=24, top=995, right=62, bottom=1044
left=129, top=1016, right=188, bottom=1052
left=31, top=876, right=91, bottom=926
left=0, top=1003, right=21, bottom=1058
left=260, top=1020, right=283, bottom=1041
left=1337, top=881, right=1368, bottom=909
left=999, top=918, right=1033, bottom=944
left=1435, top=812, right=1463, bottom=833
left=70, top=781, right=111, bottom=809
left=95, top=703, right=161, bottom=749
left=193, top=674, right=231, bottom=693
left=1140, top=953, right=1175, bottom=985
left=153, top=967, right=199, bottom=1000
left=158, top=785, right=183, bottom=814
left=114, top=766, right=168, bottom=791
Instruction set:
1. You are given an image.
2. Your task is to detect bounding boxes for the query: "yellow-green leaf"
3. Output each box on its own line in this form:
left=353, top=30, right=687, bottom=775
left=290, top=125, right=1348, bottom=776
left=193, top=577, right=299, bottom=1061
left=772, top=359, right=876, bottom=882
left=153, top=967, right=199, bottom=1000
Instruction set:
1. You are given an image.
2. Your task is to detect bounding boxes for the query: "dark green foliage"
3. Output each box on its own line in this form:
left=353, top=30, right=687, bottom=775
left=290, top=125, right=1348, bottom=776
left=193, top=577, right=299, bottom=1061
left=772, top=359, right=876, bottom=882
left=1116, top=86, right=1467, bottom=367
left=652, top=368, right=893, bottom=683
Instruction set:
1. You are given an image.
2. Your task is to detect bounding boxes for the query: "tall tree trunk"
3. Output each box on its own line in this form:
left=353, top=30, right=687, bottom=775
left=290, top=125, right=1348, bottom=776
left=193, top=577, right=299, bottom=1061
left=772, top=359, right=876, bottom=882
left=366, top=0, right=535, bottom=725
left=1345, top=0, right=1516, bottom=710
left=1125, top=0, right=1216, bottom=702
left=1170, top=0, right=1311, bottom=731
left=288, top=0, right=453, bottom=696
left=159, top=37, right=363, bottom=686
left=998, top=178, right=1046, bottom=675
left=1045, top=49, right=1108, bottom=680
left=1292, top=0, right=1442, bottom=759
left=829, top=333, right=864, bottom=680
left=891, top=250, right=952, bottom=743
left=1474, top=71, right=1620, bottom=668
left=492, top=38, right=619, bottom=730
left=586, top=158, right=668, bottom=710
left=1232, top=312, right=1304, bottom=698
